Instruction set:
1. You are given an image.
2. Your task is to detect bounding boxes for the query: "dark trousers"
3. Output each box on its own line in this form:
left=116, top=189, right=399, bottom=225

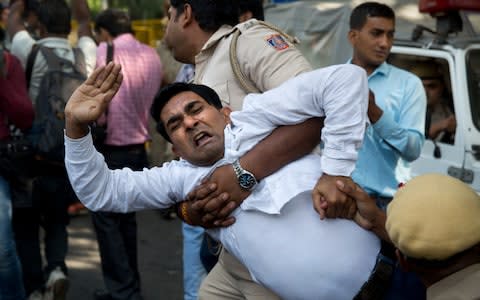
left=13, top=170, right=72, bottom=294
left=92, top=144, right=148, bottom=300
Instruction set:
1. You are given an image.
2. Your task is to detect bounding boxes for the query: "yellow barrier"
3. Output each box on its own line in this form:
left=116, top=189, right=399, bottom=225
left=69, top=18, right=166, bottom=48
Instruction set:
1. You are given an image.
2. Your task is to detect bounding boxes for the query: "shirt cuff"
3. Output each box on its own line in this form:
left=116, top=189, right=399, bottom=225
left=321, top=155, right=356, bottom=176
left=64, top=130, right=96, bottom=161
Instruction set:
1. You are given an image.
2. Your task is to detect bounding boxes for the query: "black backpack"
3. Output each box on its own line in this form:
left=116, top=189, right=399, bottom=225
left=26, top=44, right=87, bottom=162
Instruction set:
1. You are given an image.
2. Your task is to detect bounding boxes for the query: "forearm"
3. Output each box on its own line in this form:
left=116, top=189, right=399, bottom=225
left=321, top=65, right=369, bottom=176
left=373, top=112, right=425, bottom=162
left=71, top=0, right=93, bottom=38
left=370, top=210, right=391, bottom=243
left=241, top=118, right=323, bottom=180
left=428, top=121, right=446, bottom=139
left=6, top=2, right=25, bottom=40
left=179, top=118, right=323, bottom=228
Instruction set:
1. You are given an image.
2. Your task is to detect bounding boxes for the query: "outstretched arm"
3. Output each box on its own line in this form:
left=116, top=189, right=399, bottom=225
left=71, top=0, right=94, bottom=39
left=65, top=62, right=122, bottom=138
left=6, top=0, right=25, bottom=41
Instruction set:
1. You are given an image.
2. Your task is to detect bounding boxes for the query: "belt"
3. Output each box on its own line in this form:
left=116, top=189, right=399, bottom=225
left=353, top=241, right=396, bottom=300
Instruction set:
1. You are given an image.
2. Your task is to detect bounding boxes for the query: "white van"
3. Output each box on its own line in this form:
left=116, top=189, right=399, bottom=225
left=265, top=0, right=480, bottom=192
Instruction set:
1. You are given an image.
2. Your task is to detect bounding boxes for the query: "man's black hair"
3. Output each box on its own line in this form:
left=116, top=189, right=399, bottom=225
left=94, top=9, right=133, bottom=37
left=349, top=2, right=395, bottom=30
left=151, top=82, right=223, bottom=143
left=169, top=0, right=239, bottom=32
left=239, top=0, right=264, bottom=21
left=35, top=0, right=71, bottom=35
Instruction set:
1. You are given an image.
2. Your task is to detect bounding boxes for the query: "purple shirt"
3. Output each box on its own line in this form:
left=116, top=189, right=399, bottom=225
left=96, top=34, right=162, bottom=146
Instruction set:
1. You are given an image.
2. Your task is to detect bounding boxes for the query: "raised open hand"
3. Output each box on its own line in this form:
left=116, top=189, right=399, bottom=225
left=65, top=63, right=122, bottom=138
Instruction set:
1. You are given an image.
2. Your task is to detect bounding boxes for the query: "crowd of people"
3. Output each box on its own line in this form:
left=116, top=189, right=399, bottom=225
left=0, top=0, right=478, bottom=300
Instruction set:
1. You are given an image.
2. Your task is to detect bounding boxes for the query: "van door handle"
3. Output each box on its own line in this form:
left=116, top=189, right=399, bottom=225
left=448, top=166, right=474, bottom=184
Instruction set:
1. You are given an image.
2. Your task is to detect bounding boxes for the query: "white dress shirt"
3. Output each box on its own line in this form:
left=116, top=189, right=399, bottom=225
left=65, top=64, right=379, bottom=299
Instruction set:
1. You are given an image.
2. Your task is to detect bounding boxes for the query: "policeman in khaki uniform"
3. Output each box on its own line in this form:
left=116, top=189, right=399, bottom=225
left=163, top=1, right=318, bottom=299
left=194, top=18, right=311, bottom=111
left=385, top=174, right=480, bottom=300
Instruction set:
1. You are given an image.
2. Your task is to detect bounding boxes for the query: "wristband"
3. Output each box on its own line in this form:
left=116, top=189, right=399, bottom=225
left=180, top=202, right=192, bottom=225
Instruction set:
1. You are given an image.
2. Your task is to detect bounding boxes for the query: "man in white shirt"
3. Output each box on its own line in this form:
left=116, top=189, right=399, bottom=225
left=64, top=63, right=380, bottom=299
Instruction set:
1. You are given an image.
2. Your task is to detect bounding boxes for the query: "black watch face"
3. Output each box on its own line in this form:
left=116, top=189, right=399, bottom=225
left=239, top=173, right=256, bottom=190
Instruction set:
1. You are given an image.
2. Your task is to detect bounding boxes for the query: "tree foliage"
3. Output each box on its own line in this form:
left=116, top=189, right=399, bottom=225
left=86, top=0, right=165, bottom=19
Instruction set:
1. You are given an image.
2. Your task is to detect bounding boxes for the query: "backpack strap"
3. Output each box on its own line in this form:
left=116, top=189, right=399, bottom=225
left=106, top=42, right=114, bottom=64
left=72, top=47, right=87, bottom=76
left=26, top=44, right=40, bottom=88
left=102, top=43, right=114, bottom=118
left=37, top=46, right=86, bottom=77
left=229, top=20, right=299, bottom=94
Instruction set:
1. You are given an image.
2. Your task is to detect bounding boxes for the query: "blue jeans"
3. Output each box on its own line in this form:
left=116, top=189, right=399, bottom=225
left=183, top=223, right=207, bottom=300
left=0, top=176, right=26, bottom=300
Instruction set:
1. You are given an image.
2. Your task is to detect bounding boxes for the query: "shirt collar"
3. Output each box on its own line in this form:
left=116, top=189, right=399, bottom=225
left=111, top=33, right=136, bottom=45
left=201, top=25, right=235, bottom=52
left=346, top=59, right=390, bottom=78
left=370, top=62, right=390, bottom=78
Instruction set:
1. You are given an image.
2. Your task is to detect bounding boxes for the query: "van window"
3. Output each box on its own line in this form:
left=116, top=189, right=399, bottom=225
left=466, top=49, right=480, bottom=131
left=389, top=54, right=456, bottom=144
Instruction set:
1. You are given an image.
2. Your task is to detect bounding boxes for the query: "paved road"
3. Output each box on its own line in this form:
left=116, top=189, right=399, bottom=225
left=65, top=210, right=183, bottom=300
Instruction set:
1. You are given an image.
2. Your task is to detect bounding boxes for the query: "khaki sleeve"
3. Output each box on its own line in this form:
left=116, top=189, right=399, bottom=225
left=235, top=22, right=312, bottom=92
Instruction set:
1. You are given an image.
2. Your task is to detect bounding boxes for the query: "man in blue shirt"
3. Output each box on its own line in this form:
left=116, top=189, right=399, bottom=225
left=346, top=2, right=427, bottom=299
left=347, top=2, right=426, bottom=208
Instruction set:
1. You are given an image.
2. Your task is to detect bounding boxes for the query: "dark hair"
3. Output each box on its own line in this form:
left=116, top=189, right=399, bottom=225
left=94, top=9, right=133, bottom=37
left=239, top=0, right=264, bottom=21
left=22, top=0, right=41, bottom=19
left=169, top=0, right=239, bottom=32
left=151, top=82, right=223, bottom=142
left=350, top=2, right=395, bottom=30
left=35, top=0, right=71, bottom=35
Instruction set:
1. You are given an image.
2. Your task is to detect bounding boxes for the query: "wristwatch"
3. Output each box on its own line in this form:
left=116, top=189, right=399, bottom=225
left=232, top=160, right=258, bottom=191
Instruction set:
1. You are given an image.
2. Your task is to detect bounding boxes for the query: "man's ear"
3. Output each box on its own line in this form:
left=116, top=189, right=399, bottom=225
left=182, top=3, right=194, bottom=27
left=347, top=29, right=357, bottom=45
left=221, top=107, right=232, bottom=123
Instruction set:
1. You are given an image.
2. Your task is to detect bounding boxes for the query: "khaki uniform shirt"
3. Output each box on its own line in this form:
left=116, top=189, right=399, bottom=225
left=427, top=264, right=480, bottom=300
left=194, top=19, right=312, bottom=111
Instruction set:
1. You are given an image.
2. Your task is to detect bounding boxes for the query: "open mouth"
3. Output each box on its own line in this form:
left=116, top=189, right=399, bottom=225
left=194, top=132, right=212, bottom=147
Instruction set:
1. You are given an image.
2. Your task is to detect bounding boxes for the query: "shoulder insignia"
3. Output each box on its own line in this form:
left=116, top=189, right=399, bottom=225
left=265, top=34, right=289, bottom=51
